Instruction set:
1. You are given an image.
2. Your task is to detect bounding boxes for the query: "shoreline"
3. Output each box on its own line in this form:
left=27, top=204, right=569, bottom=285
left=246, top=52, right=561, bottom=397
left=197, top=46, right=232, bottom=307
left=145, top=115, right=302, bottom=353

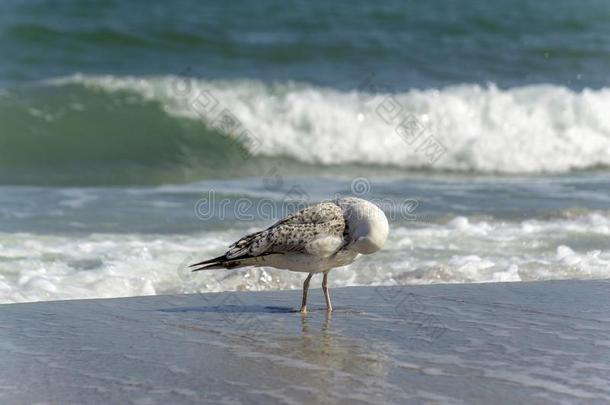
left=3, top=276, right=610, bottom=307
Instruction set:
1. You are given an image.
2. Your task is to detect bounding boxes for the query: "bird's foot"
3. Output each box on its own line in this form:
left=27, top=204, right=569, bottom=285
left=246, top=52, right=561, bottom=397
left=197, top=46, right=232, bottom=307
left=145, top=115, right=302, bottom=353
left=299, top=305, right=307, bottom=314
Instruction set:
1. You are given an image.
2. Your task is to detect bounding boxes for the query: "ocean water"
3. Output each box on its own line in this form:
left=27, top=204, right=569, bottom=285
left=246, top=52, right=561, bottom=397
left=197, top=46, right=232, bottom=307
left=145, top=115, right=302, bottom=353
left=0, top=1, right=609, bottom=303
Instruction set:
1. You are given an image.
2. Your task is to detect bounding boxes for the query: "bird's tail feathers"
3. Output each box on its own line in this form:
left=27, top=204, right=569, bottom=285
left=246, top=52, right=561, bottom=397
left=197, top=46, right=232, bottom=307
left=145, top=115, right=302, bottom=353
left=189, top=252, right=277, bottom=272
left=189, top=255, right=240, bottom=272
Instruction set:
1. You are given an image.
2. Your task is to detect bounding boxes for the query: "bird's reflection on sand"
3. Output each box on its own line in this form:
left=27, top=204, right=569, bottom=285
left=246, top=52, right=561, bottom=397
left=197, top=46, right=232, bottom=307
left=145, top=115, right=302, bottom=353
left=219, top=310, right=393, bottom=403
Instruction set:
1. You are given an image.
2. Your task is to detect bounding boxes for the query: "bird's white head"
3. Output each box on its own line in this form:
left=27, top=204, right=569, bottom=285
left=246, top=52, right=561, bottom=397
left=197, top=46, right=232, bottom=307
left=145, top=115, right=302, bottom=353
left=335, top=197, right=389, bottom=255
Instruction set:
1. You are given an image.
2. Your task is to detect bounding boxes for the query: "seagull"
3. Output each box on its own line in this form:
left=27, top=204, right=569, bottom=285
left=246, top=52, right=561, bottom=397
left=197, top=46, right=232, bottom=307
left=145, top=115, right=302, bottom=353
left=190, top=197, right=389, bottom=313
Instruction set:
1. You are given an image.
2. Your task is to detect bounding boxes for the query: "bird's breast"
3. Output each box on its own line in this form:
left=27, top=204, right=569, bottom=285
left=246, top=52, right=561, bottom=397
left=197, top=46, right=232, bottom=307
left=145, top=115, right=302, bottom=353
left=258, top=250, right=361, bottom=273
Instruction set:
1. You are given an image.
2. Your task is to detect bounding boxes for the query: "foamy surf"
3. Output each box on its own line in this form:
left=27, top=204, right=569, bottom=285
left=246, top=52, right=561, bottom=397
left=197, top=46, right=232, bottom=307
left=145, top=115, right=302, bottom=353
left=2, top=212, right=609, bottom=304
left=49, top=74, right=610, bottom=174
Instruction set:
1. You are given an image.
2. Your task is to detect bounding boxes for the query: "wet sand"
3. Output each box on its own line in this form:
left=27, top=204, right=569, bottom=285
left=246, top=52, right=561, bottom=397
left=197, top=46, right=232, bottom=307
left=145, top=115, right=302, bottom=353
left=2, top=280, right=610, bottom=404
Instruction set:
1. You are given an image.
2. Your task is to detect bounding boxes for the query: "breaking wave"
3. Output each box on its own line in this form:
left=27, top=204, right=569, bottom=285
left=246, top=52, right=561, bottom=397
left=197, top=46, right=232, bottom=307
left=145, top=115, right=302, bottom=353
left=1, top=74, right=609, bottom=184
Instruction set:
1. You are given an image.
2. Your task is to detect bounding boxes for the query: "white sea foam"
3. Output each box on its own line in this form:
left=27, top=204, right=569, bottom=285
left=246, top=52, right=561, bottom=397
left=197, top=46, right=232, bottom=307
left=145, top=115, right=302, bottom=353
left=2, top=212, right=609, bottom=304
left=51, top=74, right=610, bottom=174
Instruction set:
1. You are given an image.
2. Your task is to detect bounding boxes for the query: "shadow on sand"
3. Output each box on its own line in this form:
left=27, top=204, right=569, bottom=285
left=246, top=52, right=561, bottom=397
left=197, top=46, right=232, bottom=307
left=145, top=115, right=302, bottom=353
left=157, top=305, right=294, bottom=314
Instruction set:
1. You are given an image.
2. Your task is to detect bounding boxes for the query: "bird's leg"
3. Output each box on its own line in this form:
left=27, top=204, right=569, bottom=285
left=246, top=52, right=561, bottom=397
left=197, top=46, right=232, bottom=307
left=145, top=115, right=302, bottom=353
left=300, top=273, right=313, bottom=313
left=322, top=271, right=332, bottom=312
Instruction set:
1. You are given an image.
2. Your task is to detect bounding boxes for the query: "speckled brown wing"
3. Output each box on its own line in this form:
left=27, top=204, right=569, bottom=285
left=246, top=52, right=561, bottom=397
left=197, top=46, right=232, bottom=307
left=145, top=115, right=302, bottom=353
left=225, top=202, right=346, bottom=259
left=272, top=202, right=345, bottom=226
